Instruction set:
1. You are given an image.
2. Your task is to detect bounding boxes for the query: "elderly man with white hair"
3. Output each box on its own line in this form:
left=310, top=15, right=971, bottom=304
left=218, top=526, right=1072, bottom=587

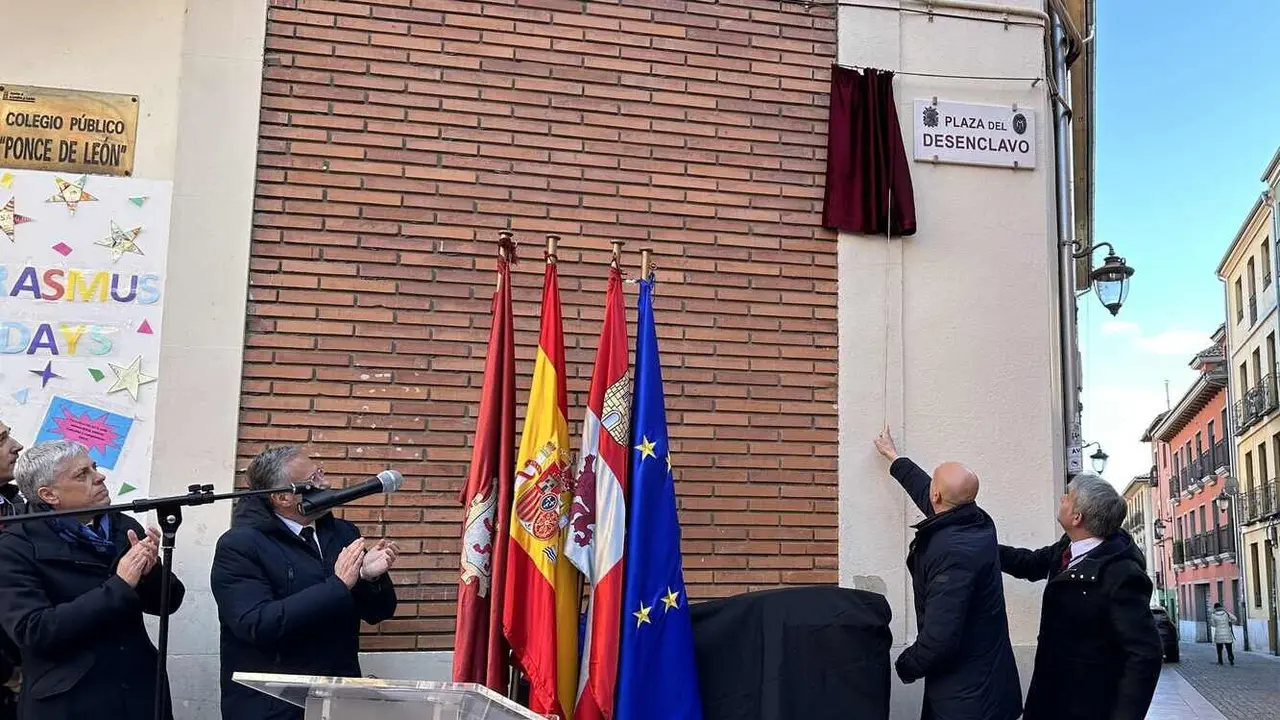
left=999, top=473, right=1162, bottom=720
left=0, top=440, right=185, bottom=720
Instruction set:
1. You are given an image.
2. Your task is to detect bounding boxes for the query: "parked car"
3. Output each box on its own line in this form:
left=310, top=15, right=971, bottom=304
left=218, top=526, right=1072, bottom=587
left=1152, top=607, right=1179, bottom=662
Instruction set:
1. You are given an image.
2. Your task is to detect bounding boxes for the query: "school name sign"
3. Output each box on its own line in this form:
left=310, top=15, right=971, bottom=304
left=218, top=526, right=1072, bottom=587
left=913, top=99, right=1036, bottom=170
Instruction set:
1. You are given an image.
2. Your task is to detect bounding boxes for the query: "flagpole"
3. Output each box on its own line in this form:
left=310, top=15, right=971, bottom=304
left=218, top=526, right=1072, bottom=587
left=611, top=239, right=624, bottom=270
left=640, top=248, right=653, bottom=280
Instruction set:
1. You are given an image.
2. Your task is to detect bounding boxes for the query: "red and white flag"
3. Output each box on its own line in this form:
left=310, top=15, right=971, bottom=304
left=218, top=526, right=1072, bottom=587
left=564, top=264, right=631, bottom=720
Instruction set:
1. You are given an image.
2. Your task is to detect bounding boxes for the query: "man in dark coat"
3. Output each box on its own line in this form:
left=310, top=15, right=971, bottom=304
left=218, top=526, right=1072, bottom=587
left=212, top=445, right=399, bottom=720
left=0, top=420, right=25, bottom=720
left=874, top=427, right=1022, bottom=720
left=999, top=473, right=1161, bottom=720
left=0, top=439, right=184, bottom=720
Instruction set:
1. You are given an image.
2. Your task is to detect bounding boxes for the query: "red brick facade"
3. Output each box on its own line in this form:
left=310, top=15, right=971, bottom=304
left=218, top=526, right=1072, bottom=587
left=243, top=0, right=839, bottom=649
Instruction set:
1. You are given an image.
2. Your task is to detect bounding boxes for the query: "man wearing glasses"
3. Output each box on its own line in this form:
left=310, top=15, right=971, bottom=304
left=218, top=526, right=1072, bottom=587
left=211, top=445, right=400, bottom=720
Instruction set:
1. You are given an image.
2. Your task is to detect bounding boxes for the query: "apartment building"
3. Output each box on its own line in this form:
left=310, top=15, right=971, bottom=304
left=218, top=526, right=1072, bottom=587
left=1218, top=153, right=1280, bottom=653
left=1142, top=411, right=1176, bottom=616
left=1123, top=474, right=1157, bottom=605
left=1146, top=329, right=1242, bottom=642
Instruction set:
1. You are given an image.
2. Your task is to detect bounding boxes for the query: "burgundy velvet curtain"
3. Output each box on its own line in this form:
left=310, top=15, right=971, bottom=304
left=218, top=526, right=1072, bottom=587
left=822, top=64, right=917, bottom=237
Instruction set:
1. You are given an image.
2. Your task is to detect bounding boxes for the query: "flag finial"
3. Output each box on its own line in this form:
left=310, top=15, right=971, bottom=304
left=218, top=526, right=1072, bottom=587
left=546, top=234, right=559, bottom=263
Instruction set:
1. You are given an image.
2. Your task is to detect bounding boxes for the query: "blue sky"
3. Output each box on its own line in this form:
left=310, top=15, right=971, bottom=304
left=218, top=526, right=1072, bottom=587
left=1083, top=1, right=1280, bottom=486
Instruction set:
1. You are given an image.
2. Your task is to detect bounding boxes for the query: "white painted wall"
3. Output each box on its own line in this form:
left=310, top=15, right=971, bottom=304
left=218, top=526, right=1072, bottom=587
left=0, top=1, right=267, bottom=717
left=835, top=2, right=1065, bottom=717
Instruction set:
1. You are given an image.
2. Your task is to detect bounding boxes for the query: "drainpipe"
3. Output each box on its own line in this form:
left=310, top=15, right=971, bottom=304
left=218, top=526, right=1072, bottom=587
left=1049, top=8, right=1081, bottom=483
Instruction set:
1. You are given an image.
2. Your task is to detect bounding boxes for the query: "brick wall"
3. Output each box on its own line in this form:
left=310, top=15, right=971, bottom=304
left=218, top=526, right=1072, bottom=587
left=244, top=0, right=839, bottom=650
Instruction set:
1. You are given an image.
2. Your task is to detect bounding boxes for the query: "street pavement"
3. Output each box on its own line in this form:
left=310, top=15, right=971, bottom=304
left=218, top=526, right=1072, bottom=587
left=1148, top=641, right=1280, bottom=720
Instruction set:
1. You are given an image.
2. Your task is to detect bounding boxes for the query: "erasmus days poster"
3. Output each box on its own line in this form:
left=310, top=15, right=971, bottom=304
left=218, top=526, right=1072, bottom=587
left=0, top=168, right=172, bottom=501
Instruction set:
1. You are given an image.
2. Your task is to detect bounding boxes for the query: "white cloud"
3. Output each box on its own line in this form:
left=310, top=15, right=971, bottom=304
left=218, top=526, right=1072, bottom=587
left=1133, top=330, right=1211, bottom=356
left=1101, top=320, right=1140, bottom=336
left=1082, top=383, right=1170, bottom=488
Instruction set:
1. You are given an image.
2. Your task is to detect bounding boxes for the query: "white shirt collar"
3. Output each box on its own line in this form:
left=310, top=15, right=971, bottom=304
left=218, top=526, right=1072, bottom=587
left=275, top=514, right=313, bottom=537
left=1067, top=537, right=1103, bottom=567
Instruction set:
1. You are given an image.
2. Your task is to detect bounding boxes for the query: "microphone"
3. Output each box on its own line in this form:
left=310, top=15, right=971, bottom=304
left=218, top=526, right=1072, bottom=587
left=298, top=470, right=404, bottom=516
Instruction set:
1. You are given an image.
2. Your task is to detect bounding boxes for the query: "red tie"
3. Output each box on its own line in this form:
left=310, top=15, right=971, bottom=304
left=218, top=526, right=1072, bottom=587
left=1060, top=547, right=1072, bottom=569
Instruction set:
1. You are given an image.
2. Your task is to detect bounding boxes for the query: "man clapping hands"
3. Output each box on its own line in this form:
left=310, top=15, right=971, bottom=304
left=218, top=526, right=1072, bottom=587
left=211, top=446, right=399, bottom=720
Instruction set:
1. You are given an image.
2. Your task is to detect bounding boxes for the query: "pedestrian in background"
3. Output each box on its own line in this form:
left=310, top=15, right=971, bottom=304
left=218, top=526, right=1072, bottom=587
left=1000, top=473, right=1161, bottom=720
left=1210, top=602, right=1237, bottom=666
left=873, top=427, right=1022, bottom=720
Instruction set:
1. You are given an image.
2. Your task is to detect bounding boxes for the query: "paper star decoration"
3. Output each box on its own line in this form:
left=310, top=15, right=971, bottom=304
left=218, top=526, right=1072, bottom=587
left=106, top=355, right=157, bottom=400
left=45, top=175, right=98, bottom=215
left=661, top=587, right=681, bottom=611
left=635, top=436, right=657, bottom=461
left=95, top=221, right=144, bottom=261
left=0, top=197, right=33, bottom=243
left=633, top=601, right=653, bottom=628
left=30, top=361, right=61, bottom=388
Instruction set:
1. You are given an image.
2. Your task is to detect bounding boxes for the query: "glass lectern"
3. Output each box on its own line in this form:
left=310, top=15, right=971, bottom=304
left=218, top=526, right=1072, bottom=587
left=233, top=672, right=551, bottom=720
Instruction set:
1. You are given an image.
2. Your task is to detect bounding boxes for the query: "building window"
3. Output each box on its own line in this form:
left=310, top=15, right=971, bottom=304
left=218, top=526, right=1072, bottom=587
left=1264, top=239, right=1273, bottom=288
left=1249, top=257, right=1259, bottom=325
left=1252, top=543, right=1263, bottom=607
left=1262, top=444, right=1270, bottom=485
left=1232, top=579, right=1240, bottom=613
left=1217, top=579, right=1225, bottom=605
left=1236, top=278, right=1245, bottom=323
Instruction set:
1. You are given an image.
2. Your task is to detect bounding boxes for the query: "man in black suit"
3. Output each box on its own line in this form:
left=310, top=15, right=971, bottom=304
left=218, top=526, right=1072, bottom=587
left=874, top=427, right=1022, bottom=720
left=1000, top=473, right=1161, bottom=720
left=0, top=439, right=184, bottom=720
left=212, top=445, right=399, bottom=720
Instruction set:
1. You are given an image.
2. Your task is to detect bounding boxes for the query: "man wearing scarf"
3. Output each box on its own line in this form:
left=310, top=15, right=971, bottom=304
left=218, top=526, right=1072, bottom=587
left=0, top=440, right=185, bottom=720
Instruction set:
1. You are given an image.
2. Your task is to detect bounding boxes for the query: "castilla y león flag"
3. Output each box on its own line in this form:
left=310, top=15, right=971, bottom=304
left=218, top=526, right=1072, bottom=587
left=452, top=249, right=515, bottom=690
left=564, top=264, right=631, bottom=720
left=504, top=251, right=582, bottom=719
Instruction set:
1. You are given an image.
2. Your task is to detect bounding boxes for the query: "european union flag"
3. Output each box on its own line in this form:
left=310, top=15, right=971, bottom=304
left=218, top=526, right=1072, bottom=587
left=616, top=275, right=703, bottom=720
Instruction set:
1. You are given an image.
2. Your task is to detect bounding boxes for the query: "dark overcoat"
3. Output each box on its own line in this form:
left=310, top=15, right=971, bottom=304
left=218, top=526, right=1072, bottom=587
left=891, top=458, right=1023, bottom=720
left=1000, top=531, right=1162, bottom=720
left=211, top=497, right=397, bottom=720
left=0, top=509, right=185, bottom=720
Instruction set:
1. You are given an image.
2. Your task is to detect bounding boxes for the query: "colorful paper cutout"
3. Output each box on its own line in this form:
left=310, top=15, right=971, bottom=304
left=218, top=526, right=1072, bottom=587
left=52, top=241, right=72, bottom=256
left=88, top=368, right=105, bottom=382
left=95, top=221, right=144, bottom=261
left=34, top=396, right=133, bottom=470
left=137, top=319, right=153, bottom=335
left=29, top=361, right=60, bottom=388
left=45, top=175, right=98, bottom=215
left=12, top=389, right=28, bottom=405
left=106, top=355, right=156, bottom=400
left=128, top=196, right=148, bottom=208
left=0, top=173, right=13, bottom=189
left=119, top=482, right=137, bottom=495
left=0, top=197, right=33, bottom=243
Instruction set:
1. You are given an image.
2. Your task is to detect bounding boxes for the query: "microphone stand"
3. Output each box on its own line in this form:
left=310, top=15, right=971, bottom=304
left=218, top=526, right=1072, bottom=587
left=0, top=481, right=315, bottom=720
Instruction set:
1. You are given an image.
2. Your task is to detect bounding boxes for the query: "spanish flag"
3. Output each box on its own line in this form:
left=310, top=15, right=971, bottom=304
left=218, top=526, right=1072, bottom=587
left=503, top=245, right=581, bottom=719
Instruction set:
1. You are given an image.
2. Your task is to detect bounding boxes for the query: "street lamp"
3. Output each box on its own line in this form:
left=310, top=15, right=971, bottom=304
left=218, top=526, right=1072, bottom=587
left=1081, top=442, right=1109, bottom=474
left=1217, top=488, right=1232, bottom=514
left=1153, top=517, right=1165, bottom=541
left=1073, top=242, right=1135, bottom=316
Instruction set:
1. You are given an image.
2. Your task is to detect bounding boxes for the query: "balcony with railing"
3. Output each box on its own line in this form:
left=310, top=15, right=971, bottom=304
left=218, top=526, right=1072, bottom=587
left=1209, top=439, right=1230, bottom=472
left=1242, top=481, right=1279, bottom=525
left=1234, top=374, right=1279, bottom=434
left=1175, top=527, right=1237, bottom=565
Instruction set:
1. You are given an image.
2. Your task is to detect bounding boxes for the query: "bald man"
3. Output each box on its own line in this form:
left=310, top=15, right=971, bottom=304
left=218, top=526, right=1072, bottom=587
left=874, top=427, right=1021, bottom=720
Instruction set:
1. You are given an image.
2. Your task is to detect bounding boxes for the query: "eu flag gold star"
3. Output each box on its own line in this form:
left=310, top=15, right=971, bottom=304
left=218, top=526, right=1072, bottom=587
left=661, top=587, right=680, bottom=611
left=633, top=601, right=653, bottom=628
left=666, top=452, right=673, bottom=473
left=635, top=436, right=657, bottom=461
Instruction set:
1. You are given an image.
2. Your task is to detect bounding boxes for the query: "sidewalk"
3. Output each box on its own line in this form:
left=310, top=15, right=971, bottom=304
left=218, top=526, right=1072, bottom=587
left=1146, top=666, right=1225, bottom=720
